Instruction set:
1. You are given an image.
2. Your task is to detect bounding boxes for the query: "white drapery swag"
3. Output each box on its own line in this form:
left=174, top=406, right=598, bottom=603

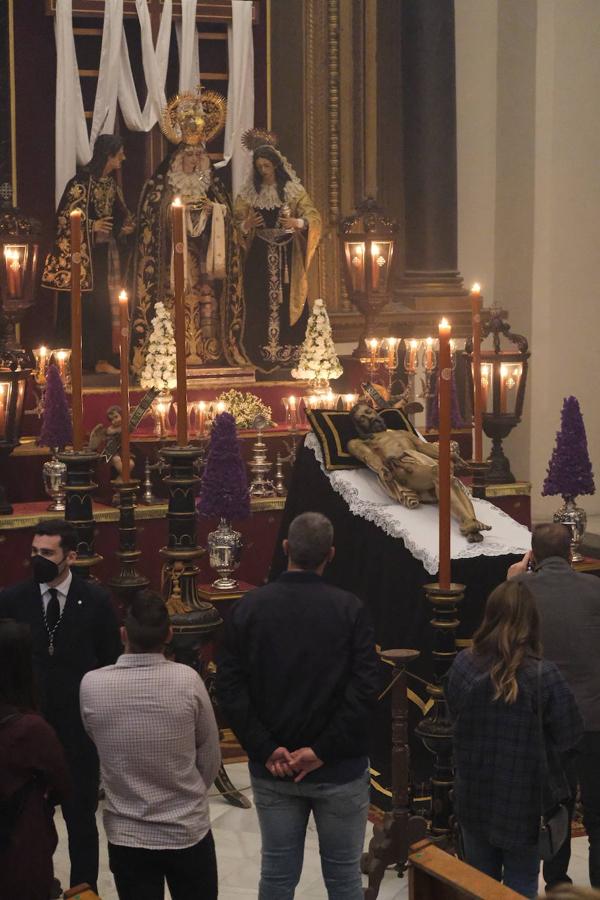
left=215, top=0, right=254, bottom=196
left=54, top=0, right=254, bottom=206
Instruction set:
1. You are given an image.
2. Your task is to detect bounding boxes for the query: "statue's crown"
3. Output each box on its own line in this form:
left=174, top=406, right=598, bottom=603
left=160, top=86, right=226, bottom=146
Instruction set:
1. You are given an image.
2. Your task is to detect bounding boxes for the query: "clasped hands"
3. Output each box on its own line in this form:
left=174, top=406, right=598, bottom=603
left=92, top=216, right=136, bottom=237
left=266, top=746, right=324, bottom=783
left=243, top=210, right=303, bottom=231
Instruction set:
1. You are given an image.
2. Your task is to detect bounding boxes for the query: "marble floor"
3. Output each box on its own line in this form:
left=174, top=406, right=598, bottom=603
left=54, top=763, right=593, bottom=899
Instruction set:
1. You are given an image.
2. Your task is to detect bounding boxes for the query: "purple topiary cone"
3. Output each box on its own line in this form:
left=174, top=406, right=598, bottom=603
left=542, top=396, right=595, bottom=498
left=197, top=412, right=250, bottom=520
left=39, top=364, right=73, bottom=450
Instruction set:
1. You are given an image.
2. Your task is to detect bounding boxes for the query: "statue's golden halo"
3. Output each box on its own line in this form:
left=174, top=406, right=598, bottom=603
left=160, top=88, right=227, bottom=146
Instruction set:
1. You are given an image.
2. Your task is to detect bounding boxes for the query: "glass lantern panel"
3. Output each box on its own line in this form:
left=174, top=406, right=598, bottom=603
left=498, top=363, right=518, bottom=414
left=479, top=363, right=493, bottom=412
left=52, top=349, right=72, bottom=385
left=0, top=379, right=13, bottom=443
left=500, top=363, right=522, bottom=415
left=368, top=240, right=393, bottom=294
left=3, top=244, right=28, bottom=299
left=345, top=242, right=366, bottom=292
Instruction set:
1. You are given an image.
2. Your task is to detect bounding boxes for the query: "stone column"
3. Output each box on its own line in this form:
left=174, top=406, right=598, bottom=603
left=396, top=0, right=467, bottom=310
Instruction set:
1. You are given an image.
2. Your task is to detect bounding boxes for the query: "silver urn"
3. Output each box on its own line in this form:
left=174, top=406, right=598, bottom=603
left=207, top=517, right=242, bottom=590
left=43, top=450, right=67, bottom=511
left=553, top=495, right=587, bottom=562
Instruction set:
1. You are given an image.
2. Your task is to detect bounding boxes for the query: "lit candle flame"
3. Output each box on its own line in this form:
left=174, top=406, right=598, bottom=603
left=471, top=282, right=481, bottom=294
left=118, top=289, right=128, bottom=303
left=172, top=197, right=183, bottom=208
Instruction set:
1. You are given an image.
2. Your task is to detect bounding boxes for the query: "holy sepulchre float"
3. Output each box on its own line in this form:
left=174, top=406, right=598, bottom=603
left=4, top=1, right=585, bottom=849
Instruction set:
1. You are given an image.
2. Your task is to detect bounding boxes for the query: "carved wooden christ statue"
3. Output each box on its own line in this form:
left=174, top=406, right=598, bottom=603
left=130, top=88, right=249, bottom=376
left=348, top=402, right=491, bottom=543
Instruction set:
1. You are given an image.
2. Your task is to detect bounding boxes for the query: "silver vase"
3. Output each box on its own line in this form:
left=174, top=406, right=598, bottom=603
left=207, top=517, right=242, bottom=590
left=553, top=495, right=587, bottom=562
left=43, top=450, right=67, bottom=511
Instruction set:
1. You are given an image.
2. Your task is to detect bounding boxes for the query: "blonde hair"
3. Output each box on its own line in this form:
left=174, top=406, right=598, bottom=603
left=472, top=580, right=541, bottom=704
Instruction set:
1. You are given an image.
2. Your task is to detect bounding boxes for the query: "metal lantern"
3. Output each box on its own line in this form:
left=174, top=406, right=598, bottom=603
left=340, top=198, right=397, bottom=354
left=469, top=308, right=529, bottom=484
left=0, top=184, right=42, bottom=348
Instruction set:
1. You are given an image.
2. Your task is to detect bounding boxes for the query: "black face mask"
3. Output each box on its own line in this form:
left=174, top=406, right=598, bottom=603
left=30, top=554, right=66, bottom=585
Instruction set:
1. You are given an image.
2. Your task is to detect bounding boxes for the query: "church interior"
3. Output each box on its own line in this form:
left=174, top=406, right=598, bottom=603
left=1, top=1, right=599, bottom=898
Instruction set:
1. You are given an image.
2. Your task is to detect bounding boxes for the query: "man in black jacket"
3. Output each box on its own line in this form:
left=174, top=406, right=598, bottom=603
left=217, top=512, right=380, bottom=900
left=0, top=520, right=121, bottom=892
left=508, top=522, right=600, bottom=892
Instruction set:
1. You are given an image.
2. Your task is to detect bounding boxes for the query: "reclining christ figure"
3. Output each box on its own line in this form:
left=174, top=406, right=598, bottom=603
left=347, top=402, right=491, bottom=543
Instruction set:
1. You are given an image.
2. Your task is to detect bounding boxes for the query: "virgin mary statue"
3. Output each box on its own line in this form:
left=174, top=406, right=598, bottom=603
left=130, top=88, right=249, bottom=376
left=234, top=130, right=321, bottom=375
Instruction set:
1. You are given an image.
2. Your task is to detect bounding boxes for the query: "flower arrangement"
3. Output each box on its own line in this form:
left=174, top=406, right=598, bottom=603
left=197, top=412, right=250, bottom=520
left=140, top=302, right=177, bottom=392
left=291, top=298, right=343, bottom=383
left=215, top=389, right=273, bottom=430
left=38, top=364, right=73, bottom=450
left=542, top=396, right=595, bottom=498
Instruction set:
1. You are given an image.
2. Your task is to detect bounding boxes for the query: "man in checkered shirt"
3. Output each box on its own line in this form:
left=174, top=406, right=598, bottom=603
left=80, top=590, right=221, bottom=900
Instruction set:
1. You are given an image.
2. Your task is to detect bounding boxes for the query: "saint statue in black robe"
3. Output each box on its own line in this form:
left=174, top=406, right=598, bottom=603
left=42, top=135, right=135, bottom=375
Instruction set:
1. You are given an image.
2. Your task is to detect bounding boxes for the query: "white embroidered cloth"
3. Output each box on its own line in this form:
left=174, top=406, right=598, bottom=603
left=305, top=433, right=531, bottom=575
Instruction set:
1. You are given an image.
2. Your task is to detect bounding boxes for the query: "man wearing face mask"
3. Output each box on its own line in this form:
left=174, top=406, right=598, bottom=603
left=0, top=520, right=121, bottom=893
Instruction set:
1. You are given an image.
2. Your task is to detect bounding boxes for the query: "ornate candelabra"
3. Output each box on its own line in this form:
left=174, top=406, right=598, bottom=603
left=108, top=479, right=149, bottom=604
left=160, top=442, right=249, bottom=810
left=57, top=448, right=102, bottom=577
left=414, top=582, right=465, bottom=841
left=362, top=648, right=428, bottom=899
left=248, top=416, right=275, bottom=498
left=273, top=452, right=287, bottom=497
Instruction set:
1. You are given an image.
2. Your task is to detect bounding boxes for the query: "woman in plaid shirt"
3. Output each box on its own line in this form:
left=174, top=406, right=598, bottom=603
left=446, top=580, right=583, bottom=898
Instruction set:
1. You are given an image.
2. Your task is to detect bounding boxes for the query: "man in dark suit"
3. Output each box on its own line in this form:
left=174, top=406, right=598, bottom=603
left=217, top=512, right=380, bottom=899
left=508, top=522, right=600, bottom=892
left=0, top=520, right=121, bottom=891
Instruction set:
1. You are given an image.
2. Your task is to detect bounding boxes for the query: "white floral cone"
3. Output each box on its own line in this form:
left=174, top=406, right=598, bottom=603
left=291, top=298, right=343, bottom=382
left=140, top=301, right=178, bottom=391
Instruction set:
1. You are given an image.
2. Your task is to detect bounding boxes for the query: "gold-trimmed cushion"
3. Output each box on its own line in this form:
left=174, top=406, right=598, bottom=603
left=307, top=407, right=418, bottom=471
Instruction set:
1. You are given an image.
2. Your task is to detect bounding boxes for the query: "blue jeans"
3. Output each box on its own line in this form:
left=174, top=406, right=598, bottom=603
left=251, top=771, right=370, bottom=900
left=461, top=828, right=540, bottom=899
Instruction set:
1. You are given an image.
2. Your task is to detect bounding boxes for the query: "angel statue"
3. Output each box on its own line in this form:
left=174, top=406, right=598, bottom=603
left=234, top=129, right=321, bottom=375
left=89, top=405, right=135, bottom=484
left=130, top=87, right=249, bottom=376
left=348, top=402, right=491, bottom=543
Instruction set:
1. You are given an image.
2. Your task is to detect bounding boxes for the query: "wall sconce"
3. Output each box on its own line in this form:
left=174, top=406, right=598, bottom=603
left=0, top=184, right=42, bottom=348
left=340, top=198, right=397, bottom=354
